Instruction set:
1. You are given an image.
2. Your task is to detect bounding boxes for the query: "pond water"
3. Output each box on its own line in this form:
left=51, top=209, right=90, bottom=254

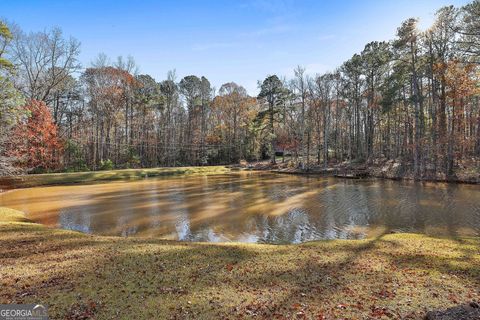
left=1, top=172, right=479, bottom=243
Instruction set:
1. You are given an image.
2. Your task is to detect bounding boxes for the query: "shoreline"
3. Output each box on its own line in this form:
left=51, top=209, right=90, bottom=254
left=242, top=158, right=480, bottom=185
left=268, top=167, right=480, bottom=185
left=0, top=166, right=231, bottom=189
left=0, top=163, right=478, bottom=191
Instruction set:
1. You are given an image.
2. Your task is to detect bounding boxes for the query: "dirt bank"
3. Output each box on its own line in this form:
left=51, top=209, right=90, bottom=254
left=240, top=159, right=480, bottom=184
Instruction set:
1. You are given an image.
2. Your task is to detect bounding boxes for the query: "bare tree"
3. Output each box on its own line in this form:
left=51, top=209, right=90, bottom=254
left=9, top=25, right=81, bottom=105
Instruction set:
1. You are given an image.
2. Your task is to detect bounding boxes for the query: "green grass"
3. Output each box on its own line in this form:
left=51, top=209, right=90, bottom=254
left=0, top=207, right=32, bottom=223
left=0, top=166, right=230, bottom=188
left=1, top=207, right=479, bottom=319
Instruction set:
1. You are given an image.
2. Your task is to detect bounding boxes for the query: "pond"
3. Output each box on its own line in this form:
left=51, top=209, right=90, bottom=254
left=1, top=172, right=479, bottom=243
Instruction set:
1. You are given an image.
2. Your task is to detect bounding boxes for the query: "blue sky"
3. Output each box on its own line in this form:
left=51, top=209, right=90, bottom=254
left=1, top=0, right=470, bottom=94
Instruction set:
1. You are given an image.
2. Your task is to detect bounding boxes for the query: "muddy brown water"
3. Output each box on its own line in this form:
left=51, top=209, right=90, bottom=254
left=1, top=172, right=479, bottom=243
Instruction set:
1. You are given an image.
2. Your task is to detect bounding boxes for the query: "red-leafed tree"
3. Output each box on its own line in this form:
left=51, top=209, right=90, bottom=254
left=9, top=100, right=63, bottom=171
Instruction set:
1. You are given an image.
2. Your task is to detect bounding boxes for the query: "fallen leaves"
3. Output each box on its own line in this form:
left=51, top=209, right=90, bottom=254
left=369, top=305, right=395, bottom=318
left=65, top=300, right=99, bottom=320
left=1, top=227, right=479, bottom=319
left=377, top=288, right=397, bottom=299
left=157, top=286, right=188, bottom=295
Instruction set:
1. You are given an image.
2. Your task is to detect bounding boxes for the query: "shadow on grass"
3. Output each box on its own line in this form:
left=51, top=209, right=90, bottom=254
left=1, top=223, right=479, bottom=319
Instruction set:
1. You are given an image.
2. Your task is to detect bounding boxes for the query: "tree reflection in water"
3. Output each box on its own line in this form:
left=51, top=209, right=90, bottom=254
left=1, top=172, right=479, bottom=243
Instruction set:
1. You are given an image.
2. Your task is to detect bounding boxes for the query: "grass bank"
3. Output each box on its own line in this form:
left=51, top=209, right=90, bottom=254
left=0, top=166, right=230, bottom=189
left=1, top=208, right=479, bottom=319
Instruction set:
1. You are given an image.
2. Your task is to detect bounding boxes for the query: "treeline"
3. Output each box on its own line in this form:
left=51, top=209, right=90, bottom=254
left=0, top=1, right=479, bottom=180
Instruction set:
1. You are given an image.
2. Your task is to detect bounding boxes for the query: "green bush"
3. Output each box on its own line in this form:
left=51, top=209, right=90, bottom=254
left=99, top=159, right=114, bottom=171
left=120, top=147, right=141, bottom=169
left=65, top=140, right=89, bottom=171
left=65, top=164, right=90, bottom=173
left=30, top=167, right=49, bottom=174
left=127, top=154, right=141, bottom=169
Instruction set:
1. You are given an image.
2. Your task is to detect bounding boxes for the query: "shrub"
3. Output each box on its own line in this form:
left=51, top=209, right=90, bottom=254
left=99, top=159, right=114, bottom=171
left=65, top=140, right=88, bottom=172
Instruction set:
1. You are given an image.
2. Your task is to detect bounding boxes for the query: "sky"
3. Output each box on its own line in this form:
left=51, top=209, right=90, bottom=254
left=1, top=0, right=471, bottom=95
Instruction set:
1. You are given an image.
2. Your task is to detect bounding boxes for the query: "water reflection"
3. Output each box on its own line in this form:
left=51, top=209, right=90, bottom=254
left=1, top=172, right=479, bottom=243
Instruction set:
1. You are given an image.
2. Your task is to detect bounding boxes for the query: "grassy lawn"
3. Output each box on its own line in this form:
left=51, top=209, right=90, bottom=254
left=0, top=166, right=231, bottom=189
left=1, top=208, right=479, bottom=319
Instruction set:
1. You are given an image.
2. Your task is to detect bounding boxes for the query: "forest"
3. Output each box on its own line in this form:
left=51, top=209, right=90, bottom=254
left=0, top=1, right=479, bottom=181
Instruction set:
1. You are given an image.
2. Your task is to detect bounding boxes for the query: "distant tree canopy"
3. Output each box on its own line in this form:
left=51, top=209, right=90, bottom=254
left=0, top=21, right=24, bottom=175
left=0, top=0, right=479, bottom=179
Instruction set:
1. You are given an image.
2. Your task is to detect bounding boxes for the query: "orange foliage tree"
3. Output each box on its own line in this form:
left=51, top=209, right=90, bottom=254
left=9, top=99, right=63, bottom=171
